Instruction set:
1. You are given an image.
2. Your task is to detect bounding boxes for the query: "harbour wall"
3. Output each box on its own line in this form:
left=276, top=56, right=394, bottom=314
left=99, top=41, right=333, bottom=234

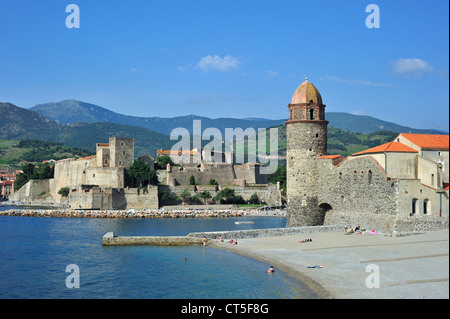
left=102, top=232, right=205, bottom=246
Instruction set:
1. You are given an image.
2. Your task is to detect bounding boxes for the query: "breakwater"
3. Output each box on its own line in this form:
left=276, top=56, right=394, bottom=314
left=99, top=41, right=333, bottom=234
left=0, top=208, right=248, bottom=219
left=102, top=225, right=345, bottom=246
left=102, top=232, right=206, bottom=246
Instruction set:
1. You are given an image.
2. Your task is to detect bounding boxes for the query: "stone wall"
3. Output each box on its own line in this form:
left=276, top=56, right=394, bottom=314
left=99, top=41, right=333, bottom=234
left=166, top=163, right=236, bottom=186
left=10, top=179, right=53, bottom=202
left=161, top=162, right=268, bottom=186
left=159, top=184, right=281, bottom=206
left=124, top=185, right=159, bottom=209
left=317, top=156, right=400, bottom=232
left=68, top=187, right=126, bottom=210
left=188, top=224, right=344, bottom=239
left=102, top=232, right=204, bottom=246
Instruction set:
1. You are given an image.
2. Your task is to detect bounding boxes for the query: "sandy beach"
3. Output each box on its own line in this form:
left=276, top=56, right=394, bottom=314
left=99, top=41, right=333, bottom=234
left=211, top=229, right=449, bottom=299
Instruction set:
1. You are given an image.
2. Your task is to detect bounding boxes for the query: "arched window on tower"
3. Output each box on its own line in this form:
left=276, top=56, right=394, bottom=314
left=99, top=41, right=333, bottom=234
left=309, top=108, right=314, bottom=120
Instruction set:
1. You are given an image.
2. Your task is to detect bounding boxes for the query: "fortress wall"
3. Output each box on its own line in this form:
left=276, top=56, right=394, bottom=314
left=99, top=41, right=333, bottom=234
left=53, top=158, right=96, bottom=192
left=234, top=164, right=268, bottom=184
left=159, top=184, right=281, bottom=206
left=10, top=179, right=51, bottom=202
left=84, top=167, right=125, bottom=188
left=124, top=186, right=159, bottom=209
left=167, top=164, right=236, bottom=185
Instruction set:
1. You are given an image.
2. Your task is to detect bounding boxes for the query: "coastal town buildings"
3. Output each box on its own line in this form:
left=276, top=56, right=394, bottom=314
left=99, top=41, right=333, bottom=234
left=285, top=78, right=449, bottom=232
left=0, top=169, right=19, bottom=199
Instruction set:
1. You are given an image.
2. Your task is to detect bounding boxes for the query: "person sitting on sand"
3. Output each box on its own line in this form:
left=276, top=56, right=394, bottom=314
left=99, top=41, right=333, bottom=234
left=267, top=266, right=274, bottom=273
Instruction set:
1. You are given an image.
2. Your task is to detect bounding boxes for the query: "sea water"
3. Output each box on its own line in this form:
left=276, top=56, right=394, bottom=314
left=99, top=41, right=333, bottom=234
left=0, top=206, right=318, bottom=299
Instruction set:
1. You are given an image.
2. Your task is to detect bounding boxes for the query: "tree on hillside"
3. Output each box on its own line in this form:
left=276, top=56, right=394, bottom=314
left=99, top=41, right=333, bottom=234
left=14, top=162, right=55, bottom=190
left=213, top=188, right=245, bottom=204
left=198, top=190, right=212, bottom=204
left=179, top=189, right=191, bottom=205
left=155, top=154, right=174, bottom=169
left=125, top=159, right=158, bottom=187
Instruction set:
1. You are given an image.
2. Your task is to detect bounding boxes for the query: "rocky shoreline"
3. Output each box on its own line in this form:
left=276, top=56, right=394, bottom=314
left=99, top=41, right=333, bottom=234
left=0, top=208, right=250, bottom=219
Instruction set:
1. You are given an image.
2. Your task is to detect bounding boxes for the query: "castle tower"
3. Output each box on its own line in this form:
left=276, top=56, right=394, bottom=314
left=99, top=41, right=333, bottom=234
left=285, top=78, right=328, bottom=227
left=109, top=137, right=134, bottom=168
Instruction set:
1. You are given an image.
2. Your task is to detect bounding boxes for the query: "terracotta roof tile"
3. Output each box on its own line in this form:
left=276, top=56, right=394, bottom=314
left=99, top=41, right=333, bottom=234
left=353, top=142, right=418, bottom=156
left=400, top=133, right=449, bottom=150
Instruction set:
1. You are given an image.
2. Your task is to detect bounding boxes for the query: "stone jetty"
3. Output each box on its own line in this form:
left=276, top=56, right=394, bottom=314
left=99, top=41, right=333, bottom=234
left=0, top=208, right=247, bottom=219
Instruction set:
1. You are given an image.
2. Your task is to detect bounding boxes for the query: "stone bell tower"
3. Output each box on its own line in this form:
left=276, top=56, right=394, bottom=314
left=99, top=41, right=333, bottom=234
left=285, top=78, right=328, bottom=227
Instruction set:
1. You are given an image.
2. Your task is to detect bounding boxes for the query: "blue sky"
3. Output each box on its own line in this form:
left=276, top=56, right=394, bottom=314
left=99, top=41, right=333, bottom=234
left=0, top=0, right=448, bottom=131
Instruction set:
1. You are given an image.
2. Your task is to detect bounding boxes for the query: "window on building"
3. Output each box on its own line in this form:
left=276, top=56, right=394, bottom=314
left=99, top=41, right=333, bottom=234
left=368, top=170, right=373, bottom=184
left=431, top=174, right=435, bottom=185
left=309, top=108, right=314, bottom=120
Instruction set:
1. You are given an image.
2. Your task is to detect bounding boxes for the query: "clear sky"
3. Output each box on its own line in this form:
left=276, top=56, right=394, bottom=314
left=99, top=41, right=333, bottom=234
left=0, top=0, right=448, bottom=131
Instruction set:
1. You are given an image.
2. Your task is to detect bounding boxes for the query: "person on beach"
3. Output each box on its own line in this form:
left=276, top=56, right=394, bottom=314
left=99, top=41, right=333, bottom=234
left=298, top=238, right=312, bottom=243
left=267, top=266, right=274, bottom=273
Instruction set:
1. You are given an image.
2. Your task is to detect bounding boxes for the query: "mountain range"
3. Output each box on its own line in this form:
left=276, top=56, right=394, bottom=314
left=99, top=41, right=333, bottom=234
left=0, top=100, right=447, bottom=162
left=30, top=99, right=445, bottom=136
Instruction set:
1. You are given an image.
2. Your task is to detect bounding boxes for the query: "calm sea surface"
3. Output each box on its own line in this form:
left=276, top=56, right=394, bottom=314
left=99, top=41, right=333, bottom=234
left=0, top=205, right=318, bottom=299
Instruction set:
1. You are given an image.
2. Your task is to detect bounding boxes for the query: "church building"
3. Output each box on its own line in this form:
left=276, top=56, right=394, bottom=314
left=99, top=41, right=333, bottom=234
left=285, top=78, right=449, bottom=232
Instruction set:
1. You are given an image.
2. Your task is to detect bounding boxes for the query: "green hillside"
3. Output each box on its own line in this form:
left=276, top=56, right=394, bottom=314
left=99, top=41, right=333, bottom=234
left=0, top=139, right=94, bottom=169
left=237, top=124, right=399, bottom=163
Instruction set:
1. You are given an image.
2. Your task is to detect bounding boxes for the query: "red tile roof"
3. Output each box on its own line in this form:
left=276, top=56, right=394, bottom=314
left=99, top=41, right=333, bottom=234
left=318, top=155, right=344, bottom=160
left=400, top=133, right=449, bottom=150
left=353, top=142, right=418, bottom=156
